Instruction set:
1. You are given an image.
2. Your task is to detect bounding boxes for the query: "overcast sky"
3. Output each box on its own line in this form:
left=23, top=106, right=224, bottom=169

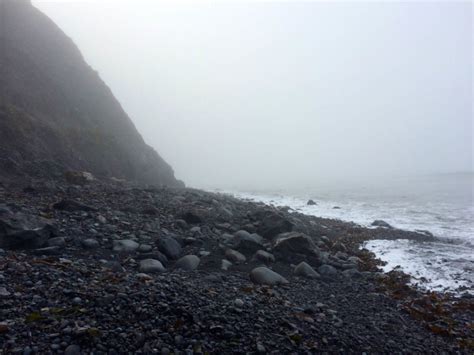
left=32, top=0, right=472, bottom=190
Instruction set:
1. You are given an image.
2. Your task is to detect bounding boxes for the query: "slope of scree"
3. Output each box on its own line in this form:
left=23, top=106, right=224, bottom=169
left=0, top=0, right=183, bottom=187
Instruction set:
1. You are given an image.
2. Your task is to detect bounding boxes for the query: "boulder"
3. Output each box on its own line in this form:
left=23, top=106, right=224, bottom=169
left=226, top=230, right=264, bottom=254
left=0, top=212, right=55, bottom=249
left=294, top=262, right=320, bottom=279
left=113, top=239, right=139, bottom=253
left=256, top=212, right=293, bottom=239
left=136, top=251, right=169, bottom=265
left=182, top=211, right=203, bottom=224
left=139, top=259, right=165, bottom=273
left=371, top=220, right=392, bottom=228
left=307, top=199, right=317, bottom=206
left=254, top=250, right=275, bottom=263
left=225, top=249, right=246, bottom=263
left=272, top=232, right=319, bottom=257
left=250, top=267, right=288, bottom=286
left=318, top=264, right=338, bottom=277
left=53, top=199, right=97, bottom=212
left=156, top=236, right=182, bottom=260
left=175, top=255, right=200, bottom=271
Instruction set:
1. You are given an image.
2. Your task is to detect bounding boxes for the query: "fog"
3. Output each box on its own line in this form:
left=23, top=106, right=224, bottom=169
left=33, top=0, right=472, bottom=190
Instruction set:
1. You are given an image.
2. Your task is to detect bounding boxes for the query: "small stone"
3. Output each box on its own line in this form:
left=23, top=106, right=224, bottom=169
left=221, top=259, right=232, bottom=271
left=81, top=238, right=99, bottom=249
left=234, top=298, right=244, bottom=307
left=0, top=287, right=11, bottom=297
left=257, top=342, right=266, bottom=353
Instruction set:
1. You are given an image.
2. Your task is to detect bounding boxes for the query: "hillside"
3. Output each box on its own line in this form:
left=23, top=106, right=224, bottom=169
left=0, top=0, right=182, bottom=187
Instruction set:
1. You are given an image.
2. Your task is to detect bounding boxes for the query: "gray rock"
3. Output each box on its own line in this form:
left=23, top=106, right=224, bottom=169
left=138, top=244, right=153, bottom=253
left=221, top=259, right=232, bottom=270
left=371, top=220, right=393, bottom=228
left=139, top=259, right=165, bottom=273
left=156, top=236, right=182, bottom=260
left=294, top=261, right=320, bottom=279
left=318, top=264, right=338, bottom=277
left=342, top=269, right=363, bottom=279
left=175, top=255, right=200, bottom=271
left=0, top=287, right=11, bottom=297
left=81, top=238, right=99, bottom=249
left=254, top=250, right=275, bottom=263
left=234, top=298, right=244, bottom=307
left=64, top=345, right=81, bottom=355
left=348, top=256, right=363, bottom=264
left=307, top=199, right=317, bottom=206
left=273, top=232, right=319, bottom=257
left=47, top=237, right=66, bottom=247
left=225, top=249, right=246, bottom=263
left=0, top=212, right=55, bottom=249
left=257, top=212, right=293, bottom=239
left=113, top=239, right=139, bottom=253
left=250, top=267, right=288, bottom=285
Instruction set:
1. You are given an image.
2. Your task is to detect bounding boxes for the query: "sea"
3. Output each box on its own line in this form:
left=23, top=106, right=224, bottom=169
left=217, top=173, right=474, bottom=295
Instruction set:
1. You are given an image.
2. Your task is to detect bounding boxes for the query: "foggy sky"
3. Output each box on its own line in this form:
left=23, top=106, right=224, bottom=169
left=32, top=0, right=472, bottom=190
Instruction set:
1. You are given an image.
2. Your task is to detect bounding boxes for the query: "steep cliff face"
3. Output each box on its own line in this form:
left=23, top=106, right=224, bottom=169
left=0, top=0, right=183, bottom=187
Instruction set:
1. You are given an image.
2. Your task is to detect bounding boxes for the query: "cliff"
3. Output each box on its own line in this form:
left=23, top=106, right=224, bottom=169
left=0, top=0, right=183, bottom=187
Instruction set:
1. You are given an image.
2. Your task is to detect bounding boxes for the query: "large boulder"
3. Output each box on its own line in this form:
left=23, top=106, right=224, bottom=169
left=250, top=267, right=288, bottom=286
left=175, top=255, right=200, bottom=271
left=272, top=232, right=319, bottom=258
left=256, top=211, right=293, bottom=239
left=156, top=236, right=182, bottom=260
left=294, top=262, right=320, bottom=279
left=225, top=230, right=264, bottom=255
left=0, top=212, right=55, bottom=249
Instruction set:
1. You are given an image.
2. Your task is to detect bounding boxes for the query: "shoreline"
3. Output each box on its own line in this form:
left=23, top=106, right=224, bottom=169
left=0, top=177, right=472, bottom=352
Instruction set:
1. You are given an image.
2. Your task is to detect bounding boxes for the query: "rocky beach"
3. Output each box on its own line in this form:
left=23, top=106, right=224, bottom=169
left=0, top=175, right=472, bottom=353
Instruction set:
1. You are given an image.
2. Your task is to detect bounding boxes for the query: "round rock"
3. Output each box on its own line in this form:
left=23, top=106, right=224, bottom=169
left=250, top=267, right=288, bottom=286
left=175, top=255, right=200, bottom=271
left=294, top=261, right=320, bottom=279
left=139, top=259, right=165, bottom=273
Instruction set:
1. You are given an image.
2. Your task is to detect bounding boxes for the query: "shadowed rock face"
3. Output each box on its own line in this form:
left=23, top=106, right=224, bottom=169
left=0, top=0, right=183, bottom=187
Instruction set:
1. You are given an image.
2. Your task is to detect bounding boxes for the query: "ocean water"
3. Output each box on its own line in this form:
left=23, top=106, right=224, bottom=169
left=220, top=173, right=474, bottom=295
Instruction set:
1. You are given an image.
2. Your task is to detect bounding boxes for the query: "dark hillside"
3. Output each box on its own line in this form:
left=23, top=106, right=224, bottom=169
left=0, top=0, right=182, bottom=186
